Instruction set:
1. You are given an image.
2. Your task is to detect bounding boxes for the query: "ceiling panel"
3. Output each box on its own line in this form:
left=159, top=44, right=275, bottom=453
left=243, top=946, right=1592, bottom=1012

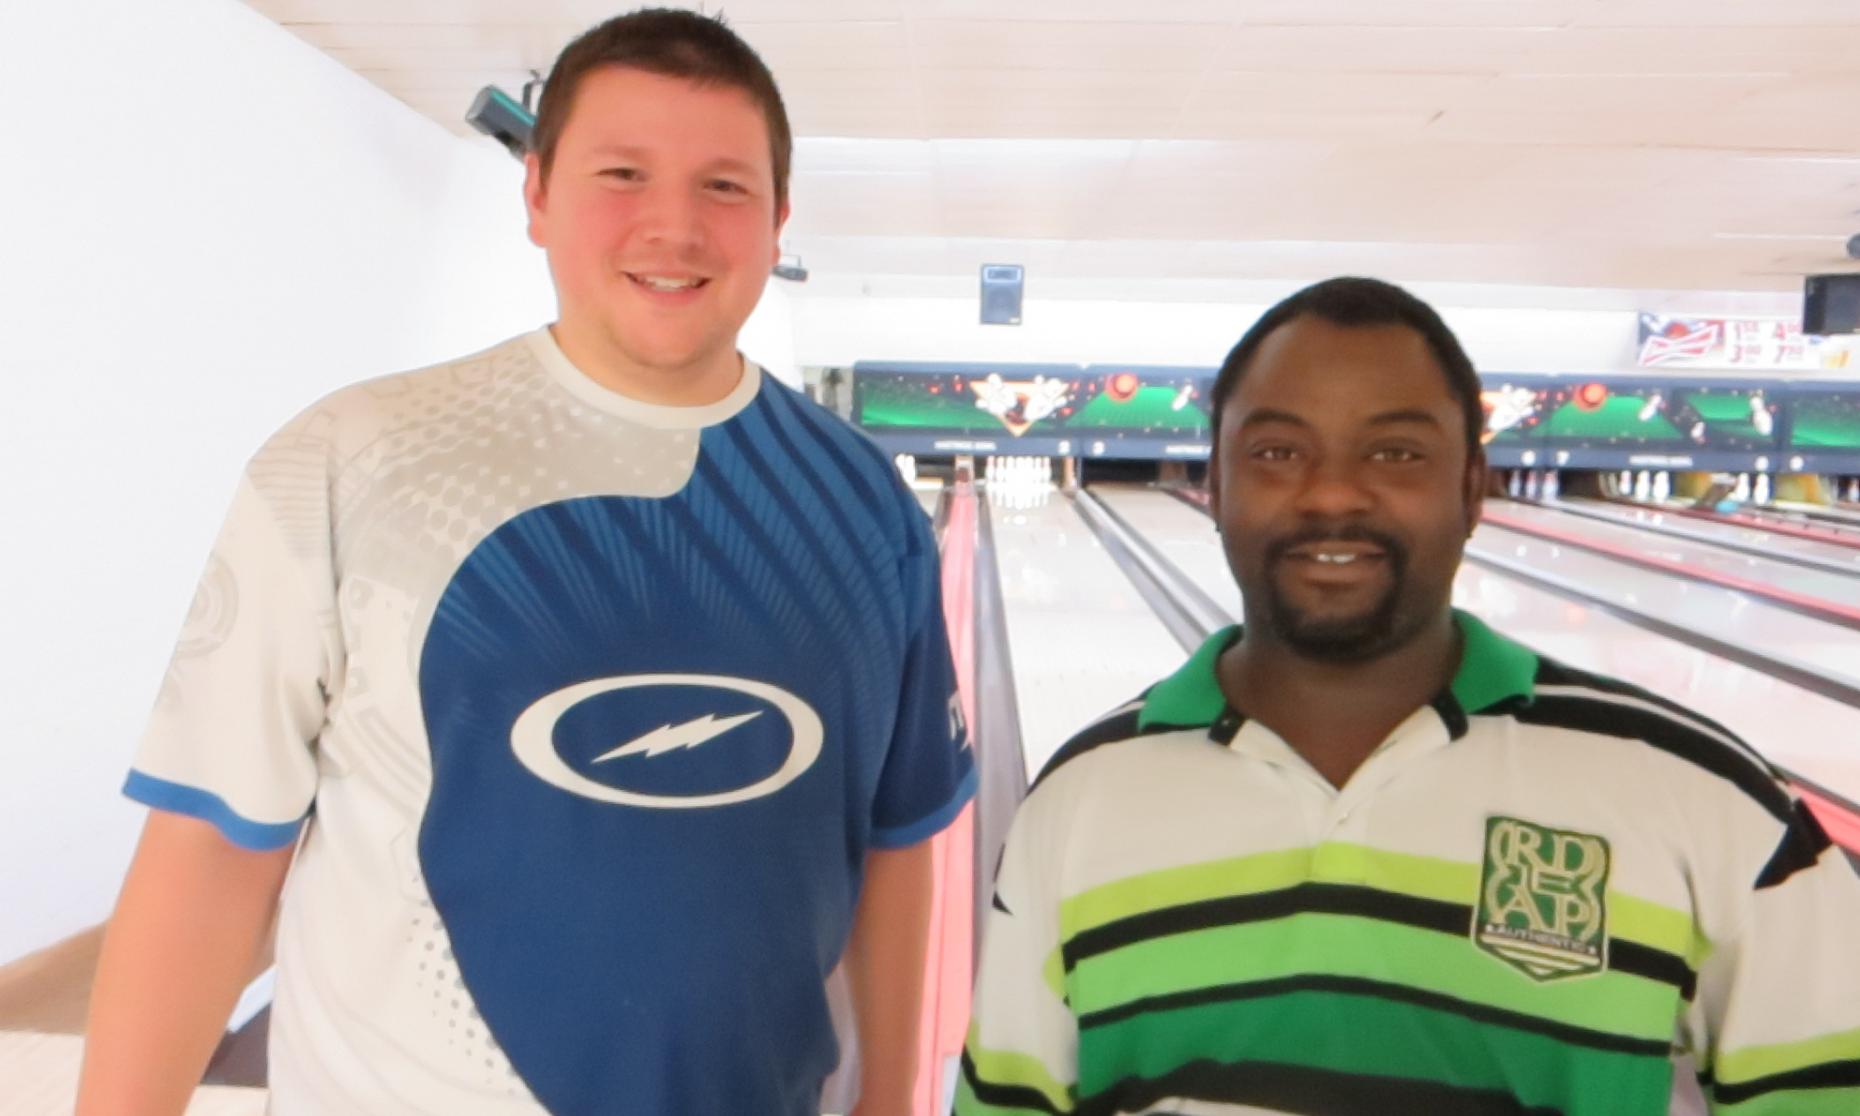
left=243, top=0, right=1860, bottom=296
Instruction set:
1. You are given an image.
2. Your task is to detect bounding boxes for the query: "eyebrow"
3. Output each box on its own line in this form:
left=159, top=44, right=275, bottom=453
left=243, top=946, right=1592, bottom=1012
left=1365, top=409, right=1444, bottom=429
left=1235, top=407, right=1444, bottom=431
left=585, top=146, right=761, bottom=176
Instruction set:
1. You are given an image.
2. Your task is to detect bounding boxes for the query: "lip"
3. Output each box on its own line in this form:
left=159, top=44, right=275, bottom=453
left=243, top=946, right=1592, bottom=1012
left=624, top=272, right=711, bottom=300
left=1285, top=542, right=1386, bottom=562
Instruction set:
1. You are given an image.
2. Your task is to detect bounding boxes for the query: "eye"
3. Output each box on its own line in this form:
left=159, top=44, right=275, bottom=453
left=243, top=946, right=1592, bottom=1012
left=705, top=178, right=751, bottom=197
left=599, top=166, right=644, bottom=182
left=1369, top=446, right=1425, bottom=464
left=1250, top=444, right=1299, bottom=462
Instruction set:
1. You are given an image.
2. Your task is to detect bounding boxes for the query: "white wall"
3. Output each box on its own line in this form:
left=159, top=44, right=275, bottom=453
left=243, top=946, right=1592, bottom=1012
left=742, top=280, right=801, bottom=387
left=790, top=292, right=1641, bottom=373
left=0, top=0, right=558, bottom=962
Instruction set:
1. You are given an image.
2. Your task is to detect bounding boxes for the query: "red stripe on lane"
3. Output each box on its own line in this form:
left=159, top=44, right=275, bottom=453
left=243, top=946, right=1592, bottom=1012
left=1797, top=785, right=1860, bottom=856
left=1480, top=508, right=1860, bottom=628
left=915, top=486, right=979, bottom=1116
left=1666, top=505, right=1860, bottom=551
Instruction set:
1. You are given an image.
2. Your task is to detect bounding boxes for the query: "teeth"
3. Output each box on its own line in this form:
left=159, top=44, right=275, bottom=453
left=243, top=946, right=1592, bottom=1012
left=1314, top=552, right=1359, bottom=565
left=635, top=275, right=700, bottom=291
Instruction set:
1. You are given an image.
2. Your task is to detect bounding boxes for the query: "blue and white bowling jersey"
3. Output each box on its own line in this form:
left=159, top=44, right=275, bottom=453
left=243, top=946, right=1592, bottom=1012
left=127, top=328, right=976, bottom=1115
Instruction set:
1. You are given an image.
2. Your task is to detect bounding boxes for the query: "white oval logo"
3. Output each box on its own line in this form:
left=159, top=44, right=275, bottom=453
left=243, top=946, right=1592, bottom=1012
left=510, top=673, right=822, bottom=809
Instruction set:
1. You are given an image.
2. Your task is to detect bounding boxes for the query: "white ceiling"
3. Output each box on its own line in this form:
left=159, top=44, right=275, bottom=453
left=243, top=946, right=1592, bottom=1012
left=245, top=0, right=1860, bottom=308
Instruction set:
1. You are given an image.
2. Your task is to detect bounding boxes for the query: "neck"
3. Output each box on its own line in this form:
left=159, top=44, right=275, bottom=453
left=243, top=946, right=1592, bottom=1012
left=1218, top=610, right=1460, bottom=788
left=549, top=320, right=743, bottom=407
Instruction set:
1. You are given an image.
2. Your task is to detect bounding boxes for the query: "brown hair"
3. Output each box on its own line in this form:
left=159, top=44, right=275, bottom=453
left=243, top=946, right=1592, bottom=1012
left=531, top=8, right=793, bottom=214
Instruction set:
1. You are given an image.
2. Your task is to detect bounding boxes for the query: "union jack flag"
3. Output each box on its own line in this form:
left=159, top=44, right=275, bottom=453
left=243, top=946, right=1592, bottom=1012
left=1637, top=315, right=1722, bottom=366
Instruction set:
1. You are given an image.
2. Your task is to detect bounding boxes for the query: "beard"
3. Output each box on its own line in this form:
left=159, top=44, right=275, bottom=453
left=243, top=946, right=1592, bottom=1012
left=1258, top=524, right=1416, bottom=663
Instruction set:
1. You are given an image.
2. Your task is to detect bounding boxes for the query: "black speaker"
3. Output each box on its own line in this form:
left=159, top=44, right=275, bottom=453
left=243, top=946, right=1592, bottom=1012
left=980, top=264, right=1024, bottom=326
left=1804, top=274, right=1860, bottom=336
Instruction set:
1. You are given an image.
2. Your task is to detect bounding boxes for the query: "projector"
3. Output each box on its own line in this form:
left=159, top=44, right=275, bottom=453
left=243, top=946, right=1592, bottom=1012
left=772, top=256, right=808, bottom=282
left=466, top=86, right=534, bottom=160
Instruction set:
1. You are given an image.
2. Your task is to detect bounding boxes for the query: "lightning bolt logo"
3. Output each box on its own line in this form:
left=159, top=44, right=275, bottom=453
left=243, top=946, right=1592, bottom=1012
left=594, top=711, right=764, bottom=763
left=510, top=673, right=823, bottom=809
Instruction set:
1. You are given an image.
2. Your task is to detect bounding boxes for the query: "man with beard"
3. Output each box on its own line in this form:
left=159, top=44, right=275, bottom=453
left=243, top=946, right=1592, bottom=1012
left=956, top=277, right=1860, bottom=1116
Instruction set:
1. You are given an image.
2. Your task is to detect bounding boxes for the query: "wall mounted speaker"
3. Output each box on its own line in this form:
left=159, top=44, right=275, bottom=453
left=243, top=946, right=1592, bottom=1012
left=980, top=264, right=1024, bottom=326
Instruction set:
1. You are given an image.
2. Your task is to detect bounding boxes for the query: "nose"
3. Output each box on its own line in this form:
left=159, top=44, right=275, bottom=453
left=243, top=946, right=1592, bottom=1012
left=636, top=182, right=706, bottom=251
left=1292, top=454, right=1374, bottom=519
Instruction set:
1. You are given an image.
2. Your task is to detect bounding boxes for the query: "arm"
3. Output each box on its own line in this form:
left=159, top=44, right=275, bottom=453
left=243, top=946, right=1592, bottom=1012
left=77, top=810, right=294, bottom=1116
left=1687, top=802, right=1860, bottom=1114
left=954, top=802, right=1077, bottom=1116
left=846, top=839, right=936, bottom=1116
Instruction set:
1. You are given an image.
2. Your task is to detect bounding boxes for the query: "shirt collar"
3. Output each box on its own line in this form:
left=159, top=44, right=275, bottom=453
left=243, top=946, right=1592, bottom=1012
left=1137, top=609, right=1539, bottom=741
left=525, top=327, right=763, bottom=429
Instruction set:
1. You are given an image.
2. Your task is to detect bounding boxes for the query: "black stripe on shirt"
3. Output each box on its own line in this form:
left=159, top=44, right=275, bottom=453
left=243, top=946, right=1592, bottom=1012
left=1061, top=881, right=1695, bottom=998
left=1073, top=1055, right=1567, bottom=1116
left=1708, top=1058, right=1860, bottom=1104
left=1029, top=702, right=1160, bottom=793
left=1754, top=797, right=1837, bottom=890
left=1076, top=972, right=1673, bottom=1060
left=959, top=1049, right=1064, bottom=1114
left=1508, top=694, right=1793, bottom=825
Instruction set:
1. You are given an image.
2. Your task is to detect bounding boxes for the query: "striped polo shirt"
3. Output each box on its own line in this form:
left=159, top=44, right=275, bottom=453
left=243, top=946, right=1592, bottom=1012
left=957, top=611, right=1860, bottom=1116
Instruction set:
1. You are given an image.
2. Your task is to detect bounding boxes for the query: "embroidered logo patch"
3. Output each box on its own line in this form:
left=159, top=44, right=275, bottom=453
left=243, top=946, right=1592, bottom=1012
left=1475, top=815, right=1611, bottom=981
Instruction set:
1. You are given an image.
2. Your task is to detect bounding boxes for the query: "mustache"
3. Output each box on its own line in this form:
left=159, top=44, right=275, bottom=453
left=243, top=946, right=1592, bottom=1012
left=1264, top=524, right=1408, bottom=567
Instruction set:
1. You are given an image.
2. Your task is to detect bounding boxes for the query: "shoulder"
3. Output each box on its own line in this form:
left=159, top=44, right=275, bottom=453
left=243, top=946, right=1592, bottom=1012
left=252, top=333, right=540, bottom=475
left=1028, top=690, right=1181, bottom=795
left=746, top=375, right=929, bottom=540
left=1503, top=654, right=1795, bottom=825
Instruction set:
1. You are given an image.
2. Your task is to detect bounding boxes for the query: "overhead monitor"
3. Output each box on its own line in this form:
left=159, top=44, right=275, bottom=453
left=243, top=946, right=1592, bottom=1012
left=1803, top=274, right=1860, bottom=336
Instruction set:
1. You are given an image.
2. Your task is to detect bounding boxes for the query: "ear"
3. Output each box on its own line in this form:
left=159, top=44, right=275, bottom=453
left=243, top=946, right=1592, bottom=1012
left=523, top=153, right=548, bottom=248
left=1463, top=444, right=1488, bottom=536
left=771, top=198, right=791, bottom=265
left=1206, top=446, right=1222, bottom=521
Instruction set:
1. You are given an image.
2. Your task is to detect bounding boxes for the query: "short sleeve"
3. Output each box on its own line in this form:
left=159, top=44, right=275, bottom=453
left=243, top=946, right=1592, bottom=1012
left=126, top=460, right=337, bottom=851
left=956, top=793, right=1078, bottom=1114
left=1683, top=799, right=1860, bottom=1113
left=867, top=506, right=976, bottom=849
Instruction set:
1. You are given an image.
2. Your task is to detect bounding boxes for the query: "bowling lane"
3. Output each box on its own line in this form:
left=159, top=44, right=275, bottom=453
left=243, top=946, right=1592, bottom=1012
left=1487, top=500, right=1860, bottom=609
left=1090, top=484, right=1243, bottom=621
left=1108, top=485, right=1860, bottom=803
left=986, top=488, right=1185, bottom=778
left=1471, top=521, right=1860, bottom=688
left=1544, top=497, right=1860, bottom=576
left=1452, top=564, right=1860, bottom=803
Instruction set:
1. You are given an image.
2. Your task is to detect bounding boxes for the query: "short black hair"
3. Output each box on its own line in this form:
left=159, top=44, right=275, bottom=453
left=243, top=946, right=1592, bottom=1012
left=1210, top=276, right=1484, bottom=452
left=533, top=8, right=792, bottom=213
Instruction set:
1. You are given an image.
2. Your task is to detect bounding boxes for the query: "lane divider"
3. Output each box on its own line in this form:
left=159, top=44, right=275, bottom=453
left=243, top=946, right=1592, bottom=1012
left=1480, top=508, right=1860, bottom=630
left=1665, top=505, right=1860, bottom=551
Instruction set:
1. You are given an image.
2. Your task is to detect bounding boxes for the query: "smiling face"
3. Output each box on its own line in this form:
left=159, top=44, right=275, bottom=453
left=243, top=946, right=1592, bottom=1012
left=524, top=66, right=787, bottom=402
left=1209, top=316, right=1485, bottom=663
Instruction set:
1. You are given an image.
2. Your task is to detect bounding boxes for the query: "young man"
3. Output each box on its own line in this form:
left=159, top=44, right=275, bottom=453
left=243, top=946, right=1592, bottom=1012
left=79, top=10, right=974, bottom=1115
left=957, top=277, right=1860, bottom=1115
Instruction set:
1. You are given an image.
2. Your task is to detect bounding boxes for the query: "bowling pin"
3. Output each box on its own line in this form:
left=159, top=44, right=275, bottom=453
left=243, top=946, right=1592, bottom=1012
left=1652, top=472, right=1670, bottom=502
left=1544, top=470, right=1560, bottom=500
left=1507, top=471, right=1522, bottom=499
left=1753, top=474, right=1771, bottom=505
left=1732, top=474, right=1751, bottom=502
left=1634, top=471, right=1652, bottom=501
left=1525, top=470, right=1540, bottom=500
